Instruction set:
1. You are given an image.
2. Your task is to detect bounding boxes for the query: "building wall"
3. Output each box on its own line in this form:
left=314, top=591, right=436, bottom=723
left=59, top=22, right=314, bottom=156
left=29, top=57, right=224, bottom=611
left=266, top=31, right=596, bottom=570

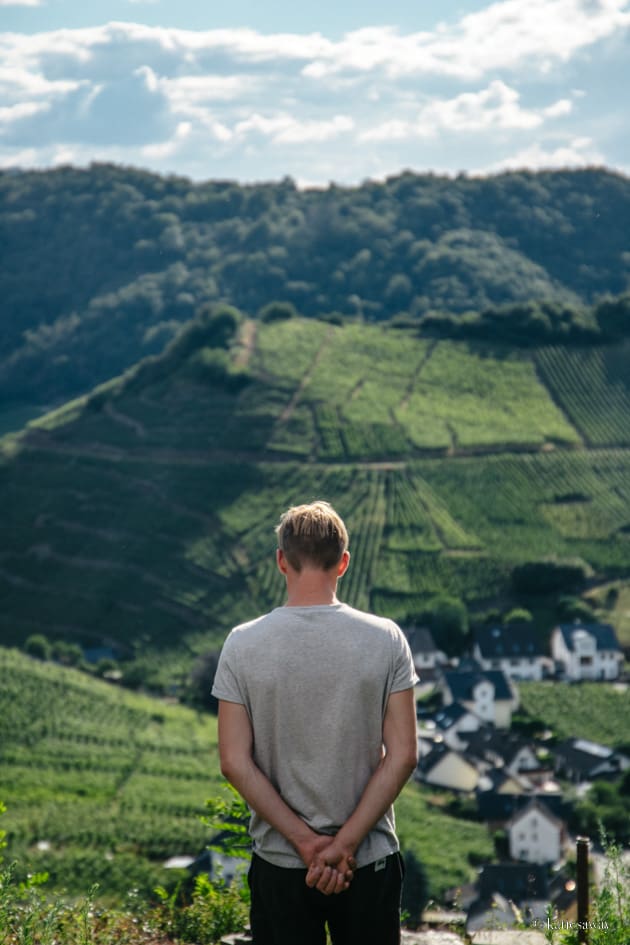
left=474, top=646, right=544, bottom=681
left=509, top=808, right=562, bottom=864
left=426, top=753, right=479, bottom=792
left=494, top=701, right=513, bottom=729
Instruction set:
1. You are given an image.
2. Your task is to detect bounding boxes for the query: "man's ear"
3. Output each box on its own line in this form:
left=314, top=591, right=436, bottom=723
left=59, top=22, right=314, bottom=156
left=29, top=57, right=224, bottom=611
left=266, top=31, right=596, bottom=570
left=337, top=550, right=351, bottom=578
left=277, top=548, right=288, bottom=574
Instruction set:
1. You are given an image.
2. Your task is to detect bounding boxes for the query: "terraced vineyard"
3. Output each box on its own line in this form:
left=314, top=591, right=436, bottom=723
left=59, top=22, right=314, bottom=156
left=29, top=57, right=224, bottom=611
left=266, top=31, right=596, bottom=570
left=0, top=648, right=223, bottom=899
left=1, top=317, right=629, bottom=682
left=536, top=342, right=630, bottom=446
left=518, top=681, right=630, bottom=747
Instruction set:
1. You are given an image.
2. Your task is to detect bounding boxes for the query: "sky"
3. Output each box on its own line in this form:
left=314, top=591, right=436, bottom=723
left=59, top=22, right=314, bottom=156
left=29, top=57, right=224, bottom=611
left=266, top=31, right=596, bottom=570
left=1, top=0, right=629, bottom=186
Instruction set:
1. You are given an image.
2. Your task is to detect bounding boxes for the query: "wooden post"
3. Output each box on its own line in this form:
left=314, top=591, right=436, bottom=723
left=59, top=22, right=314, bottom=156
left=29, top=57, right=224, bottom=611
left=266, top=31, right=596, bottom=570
left=576, top=836, right=590, bottom=944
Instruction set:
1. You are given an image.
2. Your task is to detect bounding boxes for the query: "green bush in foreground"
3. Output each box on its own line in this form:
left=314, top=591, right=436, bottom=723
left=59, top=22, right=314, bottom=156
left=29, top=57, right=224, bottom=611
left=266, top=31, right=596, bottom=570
left=0, top=800, right=249, bottom=945
left=538, top=839, right=630, bottom=945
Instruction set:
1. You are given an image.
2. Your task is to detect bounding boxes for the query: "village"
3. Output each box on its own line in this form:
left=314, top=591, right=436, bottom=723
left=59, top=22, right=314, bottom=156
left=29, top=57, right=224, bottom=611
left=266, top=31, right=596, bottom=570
left=406, top=618, right=628, bottom=937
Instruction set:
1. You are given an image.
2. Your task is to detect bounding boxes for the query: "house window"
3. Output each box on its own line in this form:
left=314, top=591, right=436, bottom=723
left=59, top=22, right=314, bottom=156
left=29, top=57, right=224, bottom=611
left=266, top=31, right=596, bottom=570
left=580, top=656, right=593, bottom=666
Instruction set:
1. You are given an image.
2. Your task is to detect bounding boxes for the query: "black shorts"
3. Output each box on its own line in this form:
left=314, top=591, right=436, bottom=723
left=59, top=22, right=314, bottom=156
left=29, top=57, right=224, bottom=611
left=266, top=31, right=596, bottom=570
left=248, top=851, right=404, bottom=945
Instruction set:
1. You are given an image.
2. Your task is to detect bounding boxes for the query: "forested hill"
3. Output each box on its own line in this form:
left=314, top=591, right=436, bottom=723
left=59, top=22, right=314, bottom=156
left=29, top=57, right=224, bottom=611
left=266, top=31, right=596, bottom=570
left=2, top=309, right=630, bottom=690
left=1, top=164, right=629, bottom=409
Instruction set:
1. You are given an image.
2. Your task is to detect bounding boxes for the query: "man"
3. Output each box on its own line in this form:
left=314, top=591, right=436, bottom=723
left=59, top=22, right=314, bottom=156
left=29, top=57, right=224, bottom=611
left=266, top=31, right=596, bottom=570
left=212, top=500, right=419, bottom=944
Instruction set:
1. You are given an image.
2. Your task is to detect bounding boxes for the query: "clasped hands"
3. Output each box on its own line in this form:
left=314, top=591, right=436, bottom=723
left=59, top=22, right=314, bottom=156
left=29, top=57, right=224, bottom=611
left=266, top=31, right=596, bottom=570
left=300, top=832, right=357, bottom=896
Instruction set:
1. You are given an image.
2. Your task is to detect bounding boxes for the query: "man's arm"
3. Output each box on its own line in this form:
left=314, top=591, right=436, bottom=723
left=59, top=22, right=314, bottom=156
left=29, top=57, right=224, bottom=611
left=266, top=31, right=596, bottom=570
left=217, top=699, right=351, bottom=894
left=306, top=687, right=418, bottom=886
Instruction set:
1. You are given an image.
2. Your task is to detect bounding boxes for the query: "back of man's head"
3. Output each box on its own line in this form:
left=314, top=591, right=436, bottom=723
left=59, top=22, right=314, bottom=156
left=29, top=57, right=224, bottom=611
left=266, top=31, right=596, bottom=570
left=276, top=501, right=348, bottom=572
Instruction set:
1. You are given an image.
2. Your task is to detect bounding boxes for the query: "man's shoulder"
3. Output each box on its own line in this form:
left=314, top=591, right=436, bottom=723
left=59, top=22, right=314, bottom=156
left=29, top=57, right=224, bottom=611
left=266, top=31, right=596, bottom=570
left=338, top=603, right=403, bottom=636
left=230, top=609, right=279, bottom=637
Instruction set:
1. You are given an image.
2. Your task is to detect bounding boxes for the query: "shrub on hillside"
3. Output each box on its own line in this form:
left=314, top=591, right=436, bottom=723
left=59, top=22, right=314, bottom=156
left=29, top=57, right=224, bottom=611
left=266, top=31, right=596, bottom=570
left=511, top=558, right=592, bottom=595
left=23, top=634, right=51, bottom=661
left=258, top=300, right=299, bottom=322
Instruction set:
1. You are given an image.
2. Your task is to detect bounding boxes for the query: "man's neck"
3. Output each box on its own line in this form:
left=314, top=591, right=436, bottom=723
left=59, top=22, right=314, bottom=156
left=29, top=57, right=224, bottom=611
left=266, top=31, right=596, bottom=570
left=284, top=573, right=341, bottom=608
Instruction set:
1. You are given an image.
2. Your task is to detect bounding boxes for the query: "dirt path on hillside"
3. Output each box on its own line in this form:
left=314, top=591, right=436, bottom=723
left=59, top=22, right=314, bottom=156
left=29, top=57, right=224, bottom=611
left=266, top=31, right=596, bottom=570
left=399, top=340, right=439, bottom=410
left=278, top=325, right=336, bottom=424
left=103, top=401, right=147, bottom=438
left=20, top=425, right=612, bottom=469
left=234, top=319, right=257, bottom=369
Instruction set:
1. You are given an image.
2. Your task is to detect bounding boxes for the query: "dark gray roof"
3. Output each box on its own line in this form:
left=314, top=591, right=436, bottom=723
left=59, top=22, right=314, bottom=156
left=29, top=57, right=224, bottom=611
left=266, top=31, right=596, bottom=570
left=478, top=862, right=549, bottom=901
left=405, top=626, right=438, bottom=653
left=474, top=624, right=545, bottom=659
left=433, top=702, right=471, bottom=730
left=554, top=737, right=625, bottom=775
left=506, top=796, right=565, bottom=830
left=555, top=622, right=621, bottom=652
left=464, top=727, right=531, bottom=764
left=443, top=669, right=514, bottom=702
left=476, top=791, right=569, bottom=824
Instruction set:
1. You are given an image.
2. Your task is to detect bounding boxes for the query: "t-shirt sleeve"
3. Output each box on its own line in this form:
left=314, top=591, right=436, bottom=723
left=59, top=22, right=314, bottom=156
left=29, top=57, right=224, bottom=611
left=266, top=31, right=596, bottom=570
left=211, top=633, right=246, bottom=704
left=390, top=625, right=419, bottom=692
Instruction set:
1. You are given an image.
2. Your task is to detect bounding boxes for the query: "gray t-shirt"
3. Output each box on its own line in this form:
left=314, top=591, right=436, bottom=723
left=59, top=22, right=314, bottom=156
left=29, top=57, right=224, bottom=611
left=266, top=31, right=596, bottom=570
left=212, top=602, right=418, bottom=868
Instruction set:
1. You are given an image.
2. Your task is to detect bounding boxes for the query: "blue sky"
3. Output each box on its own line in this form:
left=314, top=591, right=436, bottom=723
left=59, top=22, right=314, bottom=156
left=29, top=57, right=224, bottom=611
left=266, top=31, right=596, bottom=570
left=1, top=0, right=629, bottom=185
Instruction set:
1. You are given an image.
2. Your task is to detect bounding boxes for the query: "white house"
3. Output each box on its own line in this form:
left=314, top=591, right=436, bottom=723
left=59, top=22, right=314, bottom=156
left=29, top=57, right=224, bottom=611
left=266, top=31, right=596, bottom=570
left=441, top=667, right=519, bottom=728
left=473, top=625, right=549, bottom=681
left=507, top=799, right=568, bottom=865
left=551, top=622, right=624, bottom=681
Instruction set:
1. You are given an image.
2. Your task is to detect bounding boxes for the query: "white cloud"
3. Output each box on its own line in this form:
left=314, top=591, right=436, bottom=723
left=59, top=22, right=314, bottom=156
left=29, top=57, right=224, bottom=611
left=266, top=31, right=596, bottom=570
left=303, top=0, right=630, bottom=80
left=234, top=112, right=354, bottom=144
left=360, top=82, right=573, bottom=141
left=0, top=100, right=49, bottom=124
left=0, top=4, right=627, bottom=182
left=0, top=146, right=38, bottom=167
left=141, top=121, right=192, bottom=159
left=478, top=136, right=605, bottom=173
left=0, top=1, right=43, bottom=6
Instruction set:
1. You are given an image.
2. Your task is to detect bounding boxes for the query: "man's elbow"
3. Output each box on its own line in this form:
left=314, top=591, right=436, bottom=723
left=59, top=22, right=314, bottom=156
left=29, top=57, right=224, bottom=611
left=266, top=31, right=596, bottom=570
left=403, top=749, right=419, bottom=780
left=399, top=742, right=419, bottom=780
left=219, top=751, right=247, bottom=785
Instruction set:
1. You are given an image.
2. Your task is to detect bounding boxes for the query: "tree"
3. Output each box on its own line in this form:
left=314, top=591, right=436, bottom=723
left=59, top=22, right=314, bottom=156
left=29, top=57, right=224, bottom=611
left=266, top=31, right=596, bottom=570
left=503, top=607, right=533, bottom=625
left=258, top=300, right=298, bottom=322
left=51, top=640, right=83, bottom=667
left=411, top=595, right=469, bottom=657
left=595, top=293, right=630, bottom=340
left=23, top=634, right=51, bottom=661
left=185, top=649, right=222, bottom=713
left=511, top=558, right=591, bottom=595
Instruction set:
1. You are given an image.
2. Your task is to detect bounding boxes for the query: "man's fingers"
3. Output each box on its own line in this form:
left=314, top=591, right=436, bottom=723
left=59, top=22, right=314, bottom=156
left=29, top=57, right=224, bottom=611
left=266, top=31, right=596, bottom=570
left=305, top=863, right=321, bottom=888
left=317, top=865, right=340, bottom=896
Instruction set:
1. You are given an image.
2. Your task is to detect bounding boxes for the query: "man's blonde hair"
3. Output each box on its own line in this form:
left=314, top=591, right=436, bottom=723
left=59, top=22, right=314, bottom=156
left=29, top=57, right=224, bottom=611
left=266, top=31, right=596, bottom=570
left=275, top=500, right=349, bottom=572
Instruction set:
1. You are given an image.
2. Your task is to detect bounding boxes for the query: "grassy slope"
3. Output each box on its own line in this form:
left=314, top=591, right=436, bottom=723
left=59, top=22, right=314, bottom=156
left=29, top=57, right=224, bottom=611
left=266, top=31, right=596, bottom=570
left=0, top=649, right=491, bottom=902
left=518, top=681, right=630, bottom=747
left=1, top=319, right=629, bottom=685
